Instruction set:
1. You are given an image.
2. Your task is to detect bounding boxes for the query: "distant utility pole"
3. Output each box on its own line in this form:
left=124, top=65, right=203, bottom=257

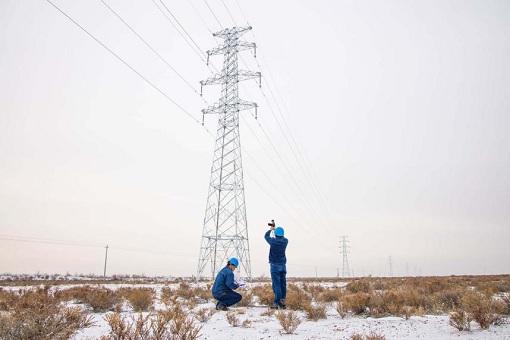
left=103, top=245, right=108, bottom=278
left=197, top=26, right=261, bottom=281
left=340, top=236, right=351, bottom=278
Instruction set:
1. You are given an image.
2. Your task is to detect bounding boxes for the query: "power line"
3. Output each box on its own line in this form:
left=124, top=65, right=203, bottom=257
left=202, top=0, right=223, bottom=30
left=0, top=234, right=191, bottom=258
left=99, top=0, right=204, bottom=99
left=158, top=0, right=208, bottom=60
left=45, top=0, right=207, bottom=130
left=221, top=0, right=238, bottom=27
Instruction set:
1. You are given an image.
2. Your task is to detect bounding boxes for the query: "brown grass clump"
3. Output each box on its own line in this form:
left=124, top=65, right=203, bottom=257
left=0, top=286, right=94, bottom=339
left=175, top=282, right=194, bottom=300
left=317, top=287, right=343, bottom=303
left=119, top=287, right=155, bottom=312
left=101, top=305, right=201, bottom=340
left=500, top=295, right=510, bottom=315
left=346, top=279, right=372, bottom=294
left=194, top=307, right=215, bottom=323
left=462, top=291, right=498, bottom=329
left=160, top=283, right=211, bottom=306
left=226, top=311, right=240, bottom=327
left=366, top=331, right=386, bottom=340
left=237, top=290, right=254, bottom=307
left=350, top=333, right=364, bottom=340
left=349, top=331, right=386, bottom=340
left=251, top=284, right=274, bottom=306
left=0, top=289, right=17, bottom=311
left=303, top=302, right=327, bottom=321
left=285, top=283, right=312, bottom=310
left=276, top=310, right=301, bottom=334
left=449, top=309, right=472, bottom=331
left=340, top=292, right=370, bottom=315
left=161, top=286, right=179, bottom=306
left=336, top=300, right=348, bottom=318
left=60, top=285, right=121, bottom=312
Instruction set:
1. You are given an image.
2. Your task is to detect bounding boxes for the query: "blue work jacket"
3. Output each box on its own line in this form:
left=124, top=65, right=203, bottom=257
left=264, top=230, right=288, bottom=264
left=212, top=265, right=238, bottom=295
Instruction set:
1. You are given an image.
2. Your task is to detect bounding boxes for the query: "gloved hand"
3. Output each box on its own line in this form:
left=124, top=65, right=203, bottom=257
left=235, top=280, right=246, bottom=287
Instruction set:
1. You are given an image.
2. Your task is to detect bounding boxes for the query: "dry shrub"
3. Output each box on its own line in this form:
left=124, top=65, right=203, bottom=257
left=285, top=283, right=312, bottom=310
left=237, top=290, right=254, bottom=307
left=162, top=283, right=211, bottom=305
left=304, top=302, right=327, bottom=321
left=251, top=285, right=274, bottom=306
left=124, top=287, right=155, bottom=312
left=350, top=331, right=386, bottom=340
left=350, top=333, right=364, bottom=340
left=161, top=286, right=178, bottom=306
left=277, top=310, right=301, bottom=334
left=423, top=278, right=449, bottom=295
left=260, top=308, right=275, bottom=317
left=226, top=311, right=240, bottom=327
left=449, top=309, right=472, bottom=331
left=462, top=291, right=498, bottom=329
left=366, top=331, right=386, bottom=340
left=303, top=283, right=325, bottom=300
left=192, top=285, right=212, bottom=303
left=101, top=305, right=201, bottom=340
left=400, top=306, right=414, bottom=320
left=341, top=293, right=370, bottom=315
left=493, top=280, right=510, bottom=293
left=500, top=295, right=510, bottom=315
left=317, top=287, right=343, bottom=303
left=346, top=279, right=372, bottom=294
left=0, top=286, right=94, bottom=339
left=436, top=288, right=465, bottom=311
left=194, top=307, right=215, bottom=323
left=0, top=289, right=17, bottom=311
left=61, top=285, right=121, bottom=312
left=241, top=319, right=252, bottom=328
left=336, top=300, right=348, bottom=318
left=175, top=282, right=194, bottom=300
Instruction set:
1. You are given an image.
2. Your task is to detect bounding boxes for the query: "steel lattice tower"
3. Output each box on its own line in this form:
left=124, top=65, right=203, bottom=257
left=340, top=236, right=351, bottom=278
left=197, top=26, right=261, bottom=281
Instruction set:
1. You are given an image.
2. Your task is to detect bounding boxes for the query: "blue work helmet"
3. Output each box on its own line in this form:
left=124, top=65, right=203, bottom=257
left=229, top=257, right=239, bottom=267
left=274, top=226, right=284, bottom=237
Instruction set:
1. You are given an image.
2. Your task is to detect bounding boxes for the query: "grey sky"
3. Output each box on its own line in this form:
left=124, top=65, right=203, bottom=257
left=0, top=0, right=509, bottom=278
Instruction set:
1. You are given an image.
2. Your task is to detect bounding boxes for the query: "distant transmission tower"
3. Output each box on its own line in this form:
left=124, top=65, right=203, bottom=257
left=196, top=26, right=261, bottom=281
left=340, top=236, right=351, bottom=278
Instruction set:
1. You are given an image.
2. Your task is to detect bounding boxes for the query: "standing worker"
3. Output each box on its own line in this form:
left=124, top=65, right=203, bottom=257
left=211, top=258, right=243, bottom=310
left=265, top=220, right=289, bottom=309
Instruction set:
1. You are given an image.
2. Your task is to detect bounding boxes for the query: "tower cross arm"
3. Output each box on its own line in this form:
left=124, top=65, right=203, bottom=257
left=213, top=26, right=252, bottom=39
left=202, top=99, right=257, bottom=115
left=238, top=70, right=261, bottom=82
left=200, top=71, right=261, bottom=87
left=200, top=74, right=224, bottom=86
left=206, top=41, right=256, bottom=58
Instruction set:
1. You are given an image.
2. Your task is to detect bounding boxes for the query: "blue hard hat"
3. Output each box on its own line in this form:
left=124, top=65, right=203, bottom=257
left=274, top=226, right=284, bottom=236
left=229, top=257, right=239, bottom=267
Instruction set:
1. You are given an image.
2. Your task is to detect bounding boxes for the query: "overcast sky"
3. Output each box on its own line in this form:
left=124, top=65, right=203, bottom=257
left=1, top=0, right=509, bottom=278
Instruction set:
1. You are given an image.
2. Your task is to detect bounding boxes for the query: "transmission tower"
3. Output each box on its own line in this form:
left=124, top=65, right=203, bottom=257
left=196, top=26, right=261, bottom=281
left=340, top=236, right=351, bottom=278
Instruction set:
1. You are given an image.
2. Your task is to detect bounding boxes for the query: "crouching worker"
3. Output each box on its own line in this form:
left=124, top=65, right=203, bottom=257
left=212, top=257, right=242, bottom=311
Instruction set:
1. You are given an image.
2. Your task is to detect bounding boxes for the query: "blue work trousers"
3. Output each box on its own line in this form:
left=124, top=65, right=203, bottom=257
left=213, top=290, right=242, bottom=307
left=270, top=263, right=287, bottom=306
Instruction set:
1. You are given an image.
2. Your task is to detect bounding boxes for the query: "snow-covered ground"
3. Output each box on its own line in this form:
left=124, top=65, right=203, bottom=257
left=68, top=283, right=510, bottom=340
left=2, top=278, right=510, bottom=339
left=75, top=303, right=510, bottom=340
